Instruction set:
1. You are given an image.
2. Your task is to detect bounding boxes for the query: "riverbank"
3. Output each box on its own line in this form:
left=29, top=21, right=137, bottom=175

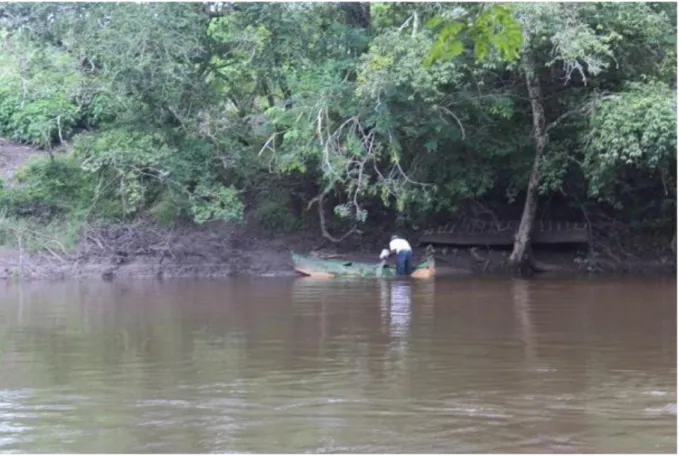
left=0, top=217, right=675, bottom=281
left=1, top=138, right=675, bottom=280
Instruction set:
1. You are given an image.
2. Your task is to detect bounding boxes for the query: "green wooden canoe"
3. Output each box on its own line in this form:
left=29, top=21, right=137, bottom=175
left=291, top=252, right=436, bottom=279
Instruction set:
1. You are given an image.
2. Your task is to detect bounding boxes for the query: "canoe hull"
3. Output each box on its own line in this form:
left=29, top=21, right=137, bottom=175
left=292, top=252, right=436, bottom=279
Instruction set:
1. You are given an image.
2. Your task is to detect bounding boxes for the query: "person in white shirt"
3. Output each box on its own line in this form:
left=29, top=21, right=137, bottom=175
left=379, top=234, right=413, bottom=276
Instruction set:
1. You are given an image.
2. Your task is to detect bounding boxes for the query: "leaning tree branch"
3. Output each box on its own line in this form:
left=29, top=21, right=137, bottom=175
left=546, top=91, right=616, bottom=133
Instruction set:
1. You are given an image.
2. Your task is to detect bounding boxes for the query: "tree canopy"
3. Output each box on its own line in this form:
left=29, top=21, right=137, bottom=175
left=0, top=2, right=675, bottom=255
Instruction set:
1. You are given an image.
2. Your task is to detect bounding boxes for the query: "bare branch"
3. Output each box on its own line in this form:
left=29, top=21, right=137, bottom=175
left=545, top=109, right=579, bottom=133
left=545, top=92, right=616, bottom=133
left=56, top=115, right=64, bottom=144
left=434, top=105, right=466, bottom=139
left=397, top=13, right=414, bottom=32
left=307, top=191, right=357, bottom=243
left=257, top=131, right=282, bottom=157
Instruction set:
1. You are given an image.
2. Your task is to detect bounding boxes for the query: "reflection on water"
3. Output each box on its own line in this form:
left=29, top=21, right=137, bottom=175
left=512, top=279, right=536, bottom=363
left=380, top=280, right=413, bottom=338
left=0, top=276, right=676, bottom=453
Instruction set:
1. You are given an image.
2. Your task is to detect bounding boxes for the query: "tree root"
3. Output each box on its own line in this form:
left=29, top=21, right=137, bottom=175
left=531, top=260, right=567, bottom=273
left=469, top=247, right=493, bottom=272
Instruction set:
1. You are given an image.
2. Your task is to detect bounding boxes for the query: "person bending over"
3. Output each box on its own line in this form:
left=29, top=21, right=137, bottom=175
left=379, top=235, right=413, bottom=276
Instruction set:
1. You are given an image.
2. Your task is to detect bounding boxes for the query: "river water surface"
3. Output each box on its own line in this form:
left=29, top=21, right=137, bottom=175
left=0, top=276, right=675, bottom=453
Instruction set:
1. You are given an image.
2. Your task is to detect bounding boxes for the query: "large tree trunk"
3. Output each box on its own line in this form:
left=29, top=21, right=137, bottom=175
left=508, top=49, right=548, bottom=273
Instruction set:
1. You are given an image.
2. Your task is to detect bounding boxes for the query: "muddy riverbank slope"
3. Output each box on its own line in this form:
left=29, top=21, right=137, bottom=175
left=0, top=218, right=675, bottom=280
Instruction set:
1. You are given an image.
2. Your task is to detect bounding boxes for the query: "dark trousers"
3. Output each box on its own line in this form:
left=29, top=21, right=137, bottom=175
left=395, top=249, right=413, bottom=276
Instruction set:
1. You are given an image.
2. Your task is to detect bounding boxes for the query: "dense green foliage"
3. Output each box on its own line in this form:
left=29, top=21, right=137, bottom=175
left=0, top=2, right=675, bottom=242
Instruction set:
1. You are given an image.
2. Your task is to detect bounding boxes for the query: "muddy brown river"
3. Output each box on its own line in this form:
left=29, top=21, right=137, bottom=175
left=0, top=276, right=675, bottom=453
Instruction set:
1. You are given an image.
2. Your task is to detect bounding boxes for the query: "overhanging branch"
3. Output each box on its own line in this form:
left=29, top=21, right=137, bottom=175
left=307, top=192, right=358, bottom=243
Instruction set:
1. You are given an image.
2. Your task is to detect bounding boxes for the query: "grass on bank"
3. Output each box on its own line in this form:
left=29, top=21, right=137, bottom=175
left=0, top=210, right=85, bottom=256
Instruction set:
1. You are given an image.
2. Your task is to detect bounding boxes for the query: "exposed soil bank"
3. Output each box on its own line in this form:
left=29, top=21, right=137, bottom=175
left=0, top=218, right=675, bottom=281
left=0, top=220, right=299, bottom=280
